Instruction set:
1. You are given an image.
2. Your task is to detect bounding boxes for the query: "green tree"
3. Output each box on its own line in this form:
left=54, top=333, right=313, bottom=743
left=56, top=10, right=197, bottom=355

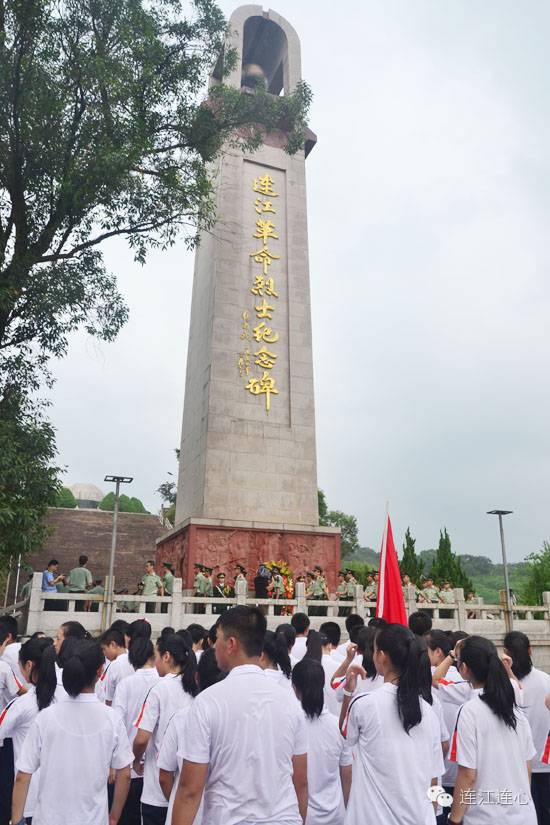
left=129, top=497, right=148, bottom=514
left=0, top=392, right=60, bottom=566
left=55, top=486, right=77, bottom=508
left=317, top=489, right=329, bottom=526
left=157, top=449, right=180, bottom=524
left=399, top=527, right=424, bottom=583
left=429, top=528, right=473, bottom=593
left=317, top=489, right=360, bottom=558
left=98, top=492, right=147, bottom=513
left=523, top=542, right=550, bottom=605
left=0, top=0, right=311, bottom=391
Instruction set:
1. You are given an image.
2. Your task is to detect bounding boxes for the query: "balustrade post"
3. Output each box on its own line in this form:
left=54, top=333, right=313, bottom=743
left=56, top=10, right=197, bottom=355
left=171, top=578, right=183, bottom=628
left=295, top=581, right=307, bottom=614
left=355, top=584, right=366, bottom=619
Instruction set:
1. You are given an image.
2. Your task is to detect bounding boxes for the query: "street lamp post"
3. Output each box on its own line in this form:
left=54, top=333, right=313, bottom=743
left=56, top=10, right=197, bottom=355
left=487, top=510, right=513, bottom=631
left=104, top=475, right=133, bottom=628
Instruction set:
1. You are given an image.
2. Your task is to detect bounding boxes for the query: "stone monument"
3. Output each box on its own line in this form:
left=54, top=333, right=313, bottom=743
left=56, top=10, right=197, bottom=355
left=156, top=5, right=340, bottom=587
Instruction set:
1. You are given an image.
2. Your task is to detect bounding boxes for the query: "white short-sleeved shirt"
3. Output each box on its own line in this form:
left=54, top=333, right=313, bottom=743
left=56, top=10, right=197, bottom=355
left=451, top=693, right=537, bottom=825
left=291, top=636, right=308, bottom=662
left=104, top=651, right=134, bottom=703
left=113, top=667, right=159, bottom=779
left=138, top=672, right=195, bottom=807
left=0, top=687, right=50, bottom=817
left=18, top=693, right=133, bottom=825
left=157, top=707, right=202, bottom=824
left=303, top=709, right=352, bottom=825
left=0, top=659, right=19, bottom=708
left=519, top=667, right=550, bottom=773
left=334, top=671, right=384, bottom=705
left=181, top=663, right=307, bottom=825
left=321, top=654, right=341, bottom=716
left=345, top=682, right=443, bottom=825
left=1, top=642, right=28, bottom=689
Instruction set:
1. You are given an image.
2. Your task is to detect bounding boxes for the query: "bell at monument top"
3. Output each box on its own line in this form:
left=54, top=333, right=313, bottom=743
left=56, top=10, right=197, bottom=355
left=175, top=6, right=319, bottom=529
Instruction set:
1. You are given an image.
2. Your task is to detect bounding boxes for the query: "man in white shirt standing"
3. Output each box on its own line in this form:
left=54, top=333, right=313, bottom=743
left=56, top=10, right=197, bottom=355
left=172, top=606, right=308, bottom=825
left=290, top=613, right=310, bottom=663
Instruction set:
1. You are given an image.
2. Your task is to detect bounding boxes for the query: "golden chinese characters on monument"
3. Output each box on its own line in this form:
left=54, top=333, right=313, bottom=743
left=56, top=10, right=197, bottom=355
left=238, top=173, right=282, bottom=413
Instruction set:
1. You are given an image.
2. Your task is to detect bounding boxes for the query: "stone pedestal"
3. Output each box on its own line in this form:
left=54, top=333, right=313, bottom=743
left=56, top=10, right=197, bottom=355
left=156, top=518, right=341, bottom=590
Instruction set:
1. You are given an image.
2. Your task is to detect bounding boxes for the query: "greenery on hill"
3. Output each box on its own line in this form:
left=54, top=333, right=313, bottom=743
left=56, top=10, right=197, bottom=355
left=99, top=493, right=148, bottom=514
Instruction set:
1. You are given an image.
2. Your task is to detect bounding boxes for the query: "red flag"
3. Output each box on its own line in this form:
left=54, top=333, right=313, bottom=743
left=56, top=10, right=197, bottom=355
left=376, top=515, right=407, bottom=625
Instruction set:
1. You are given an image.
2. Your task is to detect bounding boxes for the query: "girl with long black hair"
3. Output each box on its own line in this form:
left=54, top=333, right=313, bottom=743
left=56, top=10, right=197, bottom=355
left=504, top=631, right=550, bottom=825
left=12, top=639, right=133, bottom=825
left=0, top=637, right=57, bottom=823
left=341, top=623, right=443, bottom=824
left=448, top=635, right=536, bottom=825
left=112, top=638, right=160, bottom=825
left=132, top=633, right=197, bottom=825
left=292, top=658, right=352, bottom=825
left=260, top=629, right=293, bottom=691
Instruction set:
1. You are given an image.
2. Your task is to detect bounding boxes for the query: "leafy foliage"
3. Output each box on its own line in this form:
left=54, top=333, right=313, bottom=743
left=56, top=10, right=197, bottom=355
left=522, top=543, right=550, bottom=605
left=0, top=0, right=312, bottom=390
left=429, top=528, right=474, bottom=593
left=399, top=527, right=424, bottom=582
left=55, top=486, right=77, bottom=508
left=98, top=492, right=148, bottom=513
left=317, top=488, right=360, bottom=558
left=157, top=448, right=180, bottom=524
left=0, top=392, right=60, bottom=565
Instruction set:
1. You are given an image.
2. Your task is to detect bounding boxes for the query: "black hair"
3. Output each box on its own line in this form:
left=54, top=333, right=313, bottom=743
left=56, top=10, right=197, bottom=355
left=187, top=623, right=206, bottom=645
left=427, top=629, right=452, bottom=657
left=262, top=630, right=292, bottom=678
left=160, top=626, right=175, bottom=639
left=368, top=617, right=388, bottom=629
left=503, top=631, right=532, bottom=681
left=349, top=625, right=363, bottom=645
left=448, top=630, right=468, bottom=648
left=276, top=624, right=296, bottom=651
left=376, top=624, right=432, bottom=733
left=128, top=638, right=154, bottom=669
left=110, top=619, right=131, bottom=636
left=19, top=638, right=57, bottom=711
left=460, top=636, right=516, bottom=730
left=290, top=613, right=310, bottom=635
left=100, top=629, right=125, bottom=648
left=62, top=639, right=104, bottom=697
left=156, top=633, right=198, bottom=697
left=146, top=559, right=155, bottom=566
left=47, top=559, right=58, bottom=567
left=0, top=615, right=18, bottom=640
left=292, top=659, right=324, bottom=719
left=217, top=606, right=266, bottom=657
left=78, top=555, right=88, bottom=566
left=176, top=628, right=193, bottom=648
left=60, top=621, right=88, bottom=641
left=319, top=621, right=341, bottom=647
left=345, top=614, right=365, bottom=634
left=408, top=611, right=432, bottom=637
left=207, top=623, right=218, bottom=647
left=197, top=647, right=226, bottom=691
left=304, top=629, right=326, bottom=663
left=356, top=627, right=377, bottom=679
left=126, top=619, right=151, bottom=644
left=30, top=632, right=49, bottom=640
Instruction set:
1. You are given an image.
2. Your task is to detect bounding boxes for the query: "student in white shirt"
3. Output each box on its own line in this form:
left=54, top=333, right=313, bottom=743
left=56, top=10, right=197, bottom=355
left=504, top=631, right=550, bottom=825
left=159, top=647, right=226, bottom=824
left=12, top=638, right=133, bottom=825
left=102, top=628, right=135, bottom=705
left=187, top=625, right=206, bottom=664
left=332, top=627, right=384, bottom=711
left=0, top=615, right=27, bottom=689
left=332, top=615, right=365, bottom=662
left=113, top=637, right=160, bottom=825
left=340, top=623, right=444, bottom=825
left=0, top=636, right=57, bottom=821
left=290, top=613, right=310, bottom=662
left=291, top=658, right=352, bottom=824
left=448, top=635, right=537, bottom=825
left=172, top=605, right=308, bottom=825
left=133, top=633, right=198, bottom=825
left=276, top=624, right=297, bottom=667
left=260, top=629, right=293, bottom=690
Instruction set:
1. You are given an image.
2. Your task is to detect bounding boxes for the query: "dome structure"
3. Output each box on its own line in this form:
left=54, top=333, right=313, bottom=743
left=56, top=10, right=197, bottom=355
left=69, top=483, right=105, bottom=509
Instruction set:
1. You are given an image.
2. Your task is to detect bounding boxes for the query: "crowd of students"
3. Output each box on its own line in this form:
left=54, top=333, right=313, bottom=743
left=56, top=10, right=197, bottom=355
left=0, top=606, right=549, bottom=825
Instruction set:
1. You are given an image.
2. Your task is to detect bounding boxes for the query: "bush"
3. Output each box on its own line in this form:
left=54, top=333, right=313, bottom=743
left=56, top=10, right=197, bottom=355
left=55, top=487, right=77, bottom=508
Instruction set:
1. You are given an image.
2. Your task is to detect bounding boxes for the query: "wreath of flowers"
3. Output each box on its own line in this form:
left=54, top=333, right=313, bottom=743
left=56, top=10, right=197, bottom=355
left=263, top=560, right=294, bottom=614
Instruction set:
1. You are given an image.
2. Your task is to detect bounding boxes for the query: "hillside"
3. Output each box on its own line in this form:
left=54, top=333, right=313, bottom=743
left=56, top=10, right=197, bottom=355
left=346, top=548, right=531, bottom=603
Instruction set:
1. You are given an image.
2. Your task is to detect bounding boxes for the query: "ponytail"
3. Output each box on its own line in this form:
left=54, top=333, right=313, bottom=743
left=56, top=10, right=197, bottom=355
left=126, top=619, right=151, bottom=645
left=503, top=631, right=532, bottom=681
left=128, top=638, right=154, bottom=670
left=461, top=636, right=516, bottom=730
left=62, top=639, right=104, bottom=697
left=262, top=630, right=292, bottom=678
left=156, top=633, right=197, bottom=697
left=376, top=624, right=432, bottom=733
left=292, top=659, right=324, bottom=719
left=356, top=627, right=377, bottom=680
left=304, top=630, right=324, bottom=664
left=19, top=638, right=57, bottom=711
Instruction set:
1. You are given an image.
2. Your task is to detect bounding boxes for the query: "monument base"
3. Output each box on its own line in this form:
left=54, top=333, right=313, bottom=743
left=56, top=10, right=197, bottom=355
left=156, top=518, right=341, bottom=590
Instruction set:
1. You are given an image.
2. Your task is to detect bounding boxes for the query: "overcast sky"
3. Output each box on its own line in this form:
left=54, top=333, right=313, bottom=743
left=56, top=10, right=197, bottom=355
left=49, top=0, right=550, bottom=563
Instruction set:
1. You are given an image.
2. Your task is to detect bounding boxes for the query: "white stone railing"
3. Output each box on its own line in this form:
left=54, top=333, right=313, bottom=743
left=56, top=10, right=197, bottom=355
left=21, top=572, right=550, bottom=641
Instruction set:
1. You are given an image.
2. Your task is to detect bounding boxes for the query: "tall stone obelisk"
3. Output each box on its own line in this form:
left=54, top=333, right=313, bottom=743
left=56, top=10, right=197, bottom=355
left=157, top=5, right=340, bottom=585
